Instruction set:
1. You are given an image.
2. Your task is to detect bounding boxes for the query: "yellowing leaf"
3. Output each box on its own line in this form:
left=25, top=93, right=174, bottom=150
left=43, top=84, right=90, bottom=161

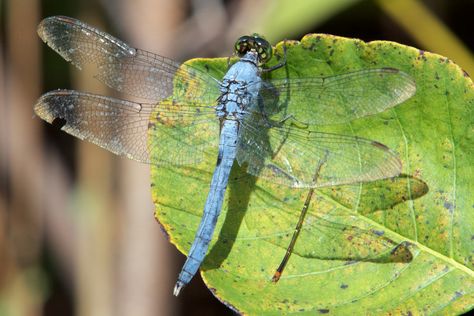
left=151, top=34, right=474, bottom=315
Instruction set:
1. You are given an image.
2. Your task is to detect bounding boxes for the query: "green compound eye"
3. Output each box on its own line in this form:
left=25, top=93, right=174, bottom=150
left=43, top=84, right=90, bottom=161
left=234, top=35, right=251, bottom=57
left=254, top=35, right=272, bottom=63
left=234, top=34, right=273, bottom=64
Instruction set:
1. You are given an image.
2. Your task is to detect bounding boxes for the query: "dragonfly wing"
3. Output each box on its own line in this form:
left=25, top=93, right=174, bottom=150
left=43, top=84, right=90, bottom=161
left=148, top=99, right=220, bottom=165
left=37, top=16, right=219, bottom=103
left=260, top=68, right=416, bottom=125
left=247, top=187, right=413, bottom=262
left=35, top=90, right=219, bottom=165
left=293, top=213, right=413, bottom=262
left=237, top=116, right=401, bottom=188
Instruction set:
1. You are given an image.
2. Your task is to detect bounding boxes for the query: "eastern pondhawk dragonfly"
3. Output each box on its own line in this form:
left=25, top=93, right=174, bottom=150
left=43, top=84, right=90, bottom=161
left=35, top=16, right=416, bottom=296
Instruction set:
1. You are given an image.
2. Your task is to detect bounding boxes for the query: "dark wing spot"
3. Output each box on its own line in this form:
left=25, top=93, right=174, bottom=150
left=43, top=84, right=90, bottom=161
left=381, top=67, right=398, bottom=73
left=371, top=141, right=389, bottom=151
left=52, top=117, right=67, bottom=129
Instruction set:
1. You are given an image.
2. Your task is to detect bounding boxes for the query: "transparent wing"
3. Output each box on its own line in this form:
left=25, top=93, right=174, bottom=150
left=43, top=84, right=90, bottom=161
left=289, top=216, right=413, bottom=262
left=37, top=16, right=220, bottom=103
left=247, top=187, right=413, bottom=263
left=34, top=90, right=219, bottom=165
left=237, top=115, right=401, bottom=188
left=260, top=68, right=416, bottom=125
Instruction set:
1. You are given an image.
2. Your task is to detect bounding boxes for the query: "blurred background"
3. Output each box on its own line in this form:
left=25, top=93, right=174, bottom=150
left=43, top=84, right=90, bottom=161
left=0, top=0, right=472, bottom=315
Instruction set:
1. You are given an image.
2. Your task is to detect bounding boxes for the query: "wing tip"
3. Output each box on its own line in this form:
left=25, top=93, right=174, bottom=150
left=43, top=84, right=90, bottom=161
left=379, top=67, right=417, bottom=101
left=369, top=140, right=403, bottom=178
left=34, top=93, right=54, bottom=122
left=34, top=90, right=76, bottom=123
left=37, top=16, right=77, bottom=64
left=37, top=16, right=66, bottom=41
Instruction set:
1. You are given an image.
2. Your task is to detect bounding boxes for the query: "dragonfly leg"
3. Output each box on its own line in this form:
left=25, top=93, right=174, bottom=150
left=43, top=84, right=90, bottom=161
left=262, top=40, right=287, bottom=73
left=272, top=151, right=329, bottom=282
left=257, top=81, right=305, bottom=129
left=264, top=163, right=302, bottom=187
left=271, top=112, right=311, bottom=129
left=256, top=91, right=273, bottom=128
left=226, top=51, right=237, bottom=70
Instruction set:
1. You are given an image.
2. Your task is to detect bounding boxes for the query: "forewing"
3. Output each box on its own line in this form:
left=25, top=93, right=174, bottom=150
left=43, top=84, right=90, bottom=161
left=260, top=68, right=416, bottom=125
left=34, top=90, right=219, bottom=165
left=37, top=16, right=220, bottom=103
left=237, top=117, right=401, bottom=188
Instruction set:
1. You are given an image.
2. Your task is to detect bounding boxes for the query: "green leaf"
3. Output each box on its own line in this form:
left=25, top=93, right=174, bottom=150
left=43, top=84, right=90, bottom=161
left=150, top=34, right=474, bottom=314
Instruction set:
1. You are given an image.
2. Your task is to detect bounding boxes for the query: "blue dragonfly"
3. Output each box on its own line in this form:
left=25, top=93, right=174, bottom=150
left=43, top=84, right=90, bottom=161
left=35, top=16, right=416, bottom=296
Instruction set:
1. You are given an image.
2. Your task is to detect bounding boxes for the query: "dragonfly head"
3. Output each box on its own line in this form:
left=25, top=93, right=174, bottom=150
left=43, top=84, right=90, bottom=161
left=234, top=34, right=272, bottom=65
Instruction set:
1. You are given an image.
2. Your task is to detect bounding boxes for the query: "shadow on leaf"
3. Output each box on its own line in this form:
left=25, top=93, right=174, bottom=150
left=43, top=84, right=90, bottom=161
left=204, top=172, right=427, bottom=271
left=321, top=174, right=429, bottom=215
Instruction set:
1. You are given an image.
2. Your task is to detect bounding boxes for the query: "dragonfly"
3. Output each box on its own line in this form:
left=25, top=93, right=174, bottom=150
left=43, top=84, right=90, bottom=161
left=35, top=16, right=416, bottom=296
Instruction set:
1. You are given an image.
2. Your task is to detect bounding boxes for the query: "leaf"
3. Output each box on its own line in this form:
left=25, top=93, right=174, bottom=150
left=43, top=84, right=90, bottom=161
left=150, top=34, right=474, bottom=314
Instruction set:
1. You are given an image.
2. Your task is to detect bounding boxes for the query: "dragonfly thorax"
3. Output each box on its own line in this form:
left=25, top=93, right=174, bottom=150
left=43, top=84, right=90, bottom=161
left=217, top=53, right=262, bottom=120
